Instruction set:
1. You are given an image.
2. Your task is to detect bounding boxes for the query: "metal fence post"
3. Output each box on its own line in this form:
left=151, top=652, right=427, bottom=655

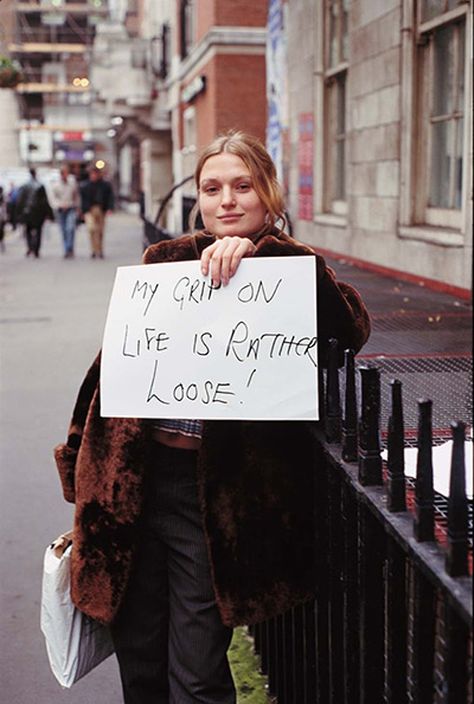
left=443, top=601, right=469, bottom=703
left=387, top=379, right=407, bottom=512
left=342, top=348, right=358, bottom=462
left=302, top=601, right=316, bottom=703
left=384, top=538, right=407, bottom=704
left=325, top=338, right=342, bottom=443
left=414, top=399, right=435, bottom=542
left=358, top=366, right=382, bottom=485
left=445, top=421, right=469, bottom=577
left=342, top=482, right=359, bottom=704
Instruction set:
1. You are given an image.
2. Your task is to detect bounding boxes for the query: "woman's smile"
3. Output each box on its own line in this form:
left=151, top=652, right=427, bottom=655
left=218, top=214, right=243, bottom=221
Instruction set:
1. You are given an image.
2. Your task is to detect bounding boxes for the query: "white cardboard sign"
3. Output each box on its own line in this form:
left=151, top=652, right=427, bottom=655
left=100, top=256, right=318, bottom=420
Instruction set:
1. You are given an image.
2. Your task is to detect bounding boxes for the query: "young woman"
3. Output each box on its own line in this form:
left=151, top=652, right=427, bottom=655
left=55, top=131, right=370, bottom=704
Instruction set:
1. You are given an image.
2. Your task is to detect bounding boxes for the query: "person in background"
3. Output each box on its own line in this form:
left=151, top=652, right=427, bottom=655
left=0, top=186, right=7, bottom=253
left=55, top=131, right=371, bottom=704
left=15, top=168, right=53, bottom=258
left=51, top=165, right=80, bottom=259
left=6, top=182, right=19, bottom=229
left=80, top=166, right=114, bottom=259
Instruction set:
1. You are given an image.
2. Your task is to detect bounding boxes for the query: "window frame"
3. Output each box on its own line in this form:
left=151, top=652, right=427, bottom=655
left=322, top=0, right=349, bottom=217
left=400, top=0, right=470, bottom=239
left=179, top=0, right=195, bottom=61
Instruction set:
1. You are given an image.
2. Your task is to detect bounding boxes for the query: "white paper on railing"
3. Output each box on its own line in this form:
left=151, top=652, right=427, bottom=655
left=381, top=440, right=473, bottom=498
left=100, top=256, right=318, bottom=421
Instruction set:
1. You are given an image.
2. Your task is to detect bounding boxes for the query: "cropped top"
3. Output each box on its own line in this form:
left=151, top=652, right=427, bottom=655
left=152, top=418, right=203, bottom=439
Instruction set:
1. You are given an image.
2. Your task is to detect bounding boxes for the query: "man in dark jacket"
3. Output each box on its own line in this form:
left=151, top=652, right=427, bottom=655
left=15, top=169, right=54, bottom=258
left=80, top=166, right=114, bottom=259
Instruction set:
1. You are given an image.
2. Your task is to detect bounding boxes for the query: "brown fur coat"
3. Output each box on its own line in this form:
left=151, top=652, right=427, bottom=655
left=54, top=231, right=370, bottom=626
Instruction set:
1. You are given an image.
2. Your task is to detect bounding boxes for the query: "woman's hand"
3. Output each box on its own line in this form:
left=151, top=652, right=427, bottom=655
left=200, top=236, right=257, bottom=286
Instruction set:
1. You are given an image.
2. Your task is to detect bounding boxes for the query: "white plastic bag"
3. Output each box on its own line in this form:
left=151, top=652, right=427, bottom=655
left=40, top=534, right=114, bottom=688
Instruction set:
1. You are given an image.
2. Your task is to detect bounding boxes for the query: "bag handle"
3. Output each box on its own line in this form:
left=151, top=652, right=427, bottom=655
left=51, top=530, right=73, bottom=559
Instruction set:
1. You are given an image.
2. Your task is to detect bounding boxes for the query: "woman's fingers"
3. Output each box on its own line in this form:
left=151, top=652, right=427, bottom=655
left=200, top=241, right=214, bottom=277
left=220, top=238, right=243, bottom=285
left=201, top=237, right=256, bottom=286
left=210, top=238, right=238, bottom=286
left=227, top=239, right=256, bottom=283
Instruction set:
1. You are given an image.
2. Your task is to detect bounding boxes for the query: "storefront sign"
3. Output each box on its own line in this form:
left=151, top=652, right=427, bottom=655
left=19, top=130, right=53, bottom=163
left=181, top=75, right=206, bottom=103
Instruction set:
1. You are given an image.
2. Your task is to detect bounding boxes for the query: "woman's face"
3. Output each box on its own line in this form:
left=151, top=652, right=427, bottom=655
left=198, top=153, right=267, bottom=239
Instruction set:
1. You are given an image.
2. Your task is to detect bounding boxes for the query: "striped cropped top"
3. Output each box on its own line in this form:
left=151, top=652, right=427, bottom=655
left=152, top=419, right=203, bottom=439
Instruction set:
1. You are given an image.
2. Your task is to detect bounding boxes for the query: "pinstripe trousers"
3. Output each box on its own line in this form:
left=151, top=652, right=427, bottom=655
left=110, top=443, right=236, bottom=704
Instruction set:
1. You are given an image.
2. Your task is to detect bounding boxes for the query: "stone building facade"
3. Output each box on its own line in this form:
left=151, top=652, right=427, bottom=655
left=284, top=0, right=472, bottom=294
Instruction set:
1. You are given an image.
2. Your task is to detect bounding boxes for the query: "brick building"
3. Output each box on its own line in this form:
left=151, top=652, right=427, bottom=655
left=90, top=0, right=267, bottom=231
left=172, top=0, right=267, bottom=231
left=282, top=0, right=472, bottom=294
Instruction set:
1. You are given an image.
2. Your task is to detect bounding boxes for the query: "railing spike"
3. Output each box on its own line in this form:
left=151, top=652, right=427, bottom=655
left=342, top=349, right=358, bottom=462
left=387, top=379, right=407, bottom=512
left=358, top=366, right=382, bottom=485
left=445, top=421, right=469, bottom=577
left=325, top=338, right=341, bottom=443
left=414, top=399, right=435, bottom=542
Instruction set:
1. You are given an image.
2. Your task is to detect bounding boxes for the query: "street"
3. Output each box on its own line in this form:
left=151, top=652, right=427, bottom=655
left=0, top=213, right=143, bottom=702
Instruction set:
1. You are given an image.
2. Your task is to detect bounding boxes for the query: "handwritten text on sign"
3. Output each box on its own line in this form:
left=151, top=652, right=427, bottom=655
left=100, top=256, right=318, bottom=420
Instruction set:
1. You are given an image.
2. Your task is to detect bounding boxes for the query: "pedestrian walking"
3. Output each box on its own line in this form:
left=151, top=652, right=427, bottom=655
left=80, top=166, right=114, bottom=258
left=15, top=168, right=53, bottom=258
left=54, top=131, right=371, bottom=704
left=6, top=182, right=19, bottom=229
left=0, top=186, right=7, bottom=253
left=51, top=165, right=80, bottom=258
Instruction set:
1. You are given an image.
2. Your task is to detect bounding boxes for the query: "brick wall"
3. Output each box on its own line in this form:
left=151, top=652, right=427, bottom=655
left=196, top=2, right=216, bottom=44
left=214, top=53, right=266, bottom=142
left=196, top=1, right=267, bottom=45
left=180, top=53, right=266, bottom=151
left=174, top=0, right=268, bottom=230
left=215, top=1, right=267, bottom=27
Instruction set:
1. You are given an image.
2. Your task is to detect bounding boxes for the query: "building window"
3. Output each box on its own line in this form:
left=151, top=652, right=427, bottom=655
left=180, top=0, right=195, bottom=60
left=161, top=23, right=171, bottom=79
left=182, top=105, right=197, bottom=175
left=324, top=0, right=348, bottom=215
left=414, top=1, right=468, bottom=229
left=151, top=23, right=170, bottom=79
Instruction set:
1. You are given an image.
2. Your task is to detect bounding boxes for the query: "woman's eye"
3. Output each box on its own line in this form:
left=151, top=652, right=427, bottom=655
left=236, top=183, right=251, bottom=191
left=204, top=186, right=218, bottom=195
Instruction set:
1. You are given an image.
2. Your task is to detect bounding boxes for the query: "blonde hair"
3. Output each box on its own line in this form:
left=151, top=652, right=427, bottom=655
left=190, top=130, right=286, bottom=233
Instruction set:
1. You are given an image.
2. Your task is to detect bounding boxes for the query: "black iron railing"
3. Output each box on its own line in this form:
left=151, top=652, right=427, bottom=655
left=142, top=175, right=195, bottom=249
left=251, top=340, right=472, bottom=704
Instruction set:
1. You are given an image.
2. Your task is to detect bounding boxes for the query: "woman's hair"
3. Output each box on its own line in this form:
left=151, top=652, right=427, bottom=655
left=189, top=130, right=286, bottom=233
